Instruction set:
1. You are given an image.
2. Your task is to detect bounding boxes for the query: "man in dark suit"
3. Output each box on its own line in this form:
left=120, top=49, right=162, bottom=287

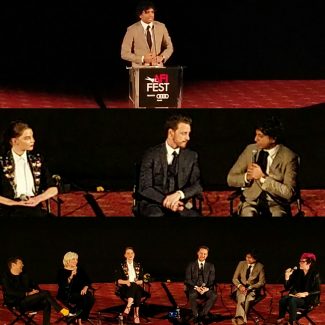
left=232, top=250, right=265, bottom=325
left=227, top=117, right=299, bottom=217
left=185, top=246, right=217, bottom=323
left=138, top=114, right=202, bottom=217
left=0, top=120, right=58, bottom=217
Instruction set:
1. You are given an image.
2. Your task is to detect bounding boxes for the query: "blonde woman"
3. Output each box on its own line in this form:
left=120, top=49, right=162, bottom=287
left=57, top=252, right=95, bottom=324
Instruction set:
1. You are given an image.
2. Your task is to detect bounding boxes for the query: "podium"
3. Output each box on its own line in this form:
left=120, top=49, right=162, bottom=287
left=128, top=66, right=183, bottom=108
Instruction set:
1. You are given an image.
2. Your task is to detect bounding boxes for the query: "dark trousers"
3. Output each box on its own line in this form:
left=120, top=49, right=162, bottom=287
left=0, top=205, right=46, bottom=217
left=124, top=283, right=143, bottom=307
left=19, top=290, right=61, bottom=325
left=69, top=291, right=95, bottom=320
left=188, top=289, right=217, bottom=317
left=279, top=295, right=307, bottom=321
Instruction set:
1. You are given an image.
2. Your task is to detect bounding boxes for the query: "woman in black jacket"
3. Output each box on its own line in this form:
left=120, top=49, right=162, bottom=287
left=57, top=251, right=95, bottom=325
left=277, top=252, right=321, bottom=325
left=116, top=247, right=145, bottom=324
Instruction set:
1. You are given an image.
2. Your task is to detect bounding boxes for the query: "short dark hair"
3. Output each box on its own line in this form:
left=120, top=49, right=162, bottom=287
left=7, top=256, right=22, bottom=271
left=124, top=246, right=135, bottom=253
left=255, top=116, right=284, bottom=143
left=246, top=249, right=259, bottom=261
left=165, top=115, right=192, bottom=135
left=197, top=245, right=209, bottom=252
left=136, top=1, right=156, bottom=18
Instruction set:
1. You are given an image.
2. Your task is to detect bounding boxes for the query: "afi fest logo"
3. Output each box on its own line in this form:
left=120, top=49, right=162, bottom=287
left=145, top=74, right=170, bottom=101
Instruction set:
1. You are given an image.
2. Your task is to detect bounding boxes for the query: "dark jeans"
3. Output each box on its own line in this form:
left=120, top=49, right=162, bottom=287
left=69, top=290, right=95, bottom=320
left=279, top=295, right=307, bottom=321
left=19, top=290, right=62, bottom=325
left=188, top=288, right=217, bottom=317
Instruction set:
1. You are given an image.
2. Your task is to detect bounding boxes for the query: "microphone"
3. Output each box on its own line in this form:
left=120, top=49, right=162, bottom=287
left=251, top=150, right=257, bottom=164
left=292, top=266, right=298, bottom=271
left=151, top=25, right=159, bottom=66
left=52, top=174, right=61, bottom=186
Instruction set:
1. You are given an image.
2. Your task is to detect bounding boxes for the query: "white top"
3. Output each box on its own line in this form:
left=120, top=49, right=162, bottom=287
left=127, top=261, right=137, bottom=282
left=12, top=150, right=35, bottom=198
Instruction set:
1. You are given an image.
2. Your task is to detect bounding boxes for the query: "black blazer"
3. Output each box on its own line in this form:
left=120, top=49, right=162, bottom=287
left=139, top=143, right=202, bottom=204
left=0, top=150, right=56, bottom=199
left=2, top=271, right=40, bottom=306
left=57, top=267, right=92, bottom=303
left=116, top=261, right=144, bottom=282
left=285, top=268, right=321, bottom=306
left=185, top=261, right=216, bottom=290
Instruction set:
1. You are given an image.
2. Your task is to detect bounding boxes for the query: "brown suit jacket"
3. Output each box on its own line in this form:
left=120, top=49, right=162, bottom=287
left=232, top=261, right=265, bottom=290
left=121, top=20, right=173, bottom=66
left=227, top=143, right=299, bottom=203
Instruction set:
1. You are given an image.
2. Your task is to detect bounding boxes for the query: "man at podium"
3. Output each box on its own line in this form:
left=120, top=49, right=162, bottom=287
left=121, top=1, right=174, bottom=67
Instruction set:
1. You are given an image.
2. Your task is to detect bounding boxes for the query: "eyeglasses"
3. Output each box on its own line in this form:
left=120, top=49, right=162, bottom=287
left=299, top=260, right=307, bottom=263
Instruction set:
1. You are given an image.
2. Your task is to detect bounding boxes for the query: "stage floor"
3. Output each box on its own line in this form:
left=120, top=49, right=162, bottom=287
left=0, top=282, right=324, bottom=324
left=1, top=80, right=325, bottom=108
left=49, top=189, right=325, bottom=217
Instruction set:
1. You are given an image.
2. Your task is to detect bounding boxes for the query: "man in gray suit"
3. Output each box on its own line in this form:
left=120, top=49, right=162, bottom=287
left=232, top=250, right=265, bottom=325
left=185, top=246, right=217, bottom=323
left=227, top=117, right=299, bottom=217
left=138, top=115, right=202, bottom=217
left=121, top=1, right=173, bottom=67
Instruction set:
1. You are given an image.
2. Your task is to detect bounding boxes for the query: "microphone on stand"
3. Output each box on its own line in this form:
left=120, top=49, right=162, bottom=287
left=251, top=149, right=258, bottom=164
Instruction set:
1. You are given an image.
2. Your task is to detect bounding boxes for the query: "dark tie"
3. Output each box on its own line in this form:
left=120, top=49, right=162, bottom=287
left=146, top=25, right=152, bottom=50
left=198, top=263, right=204, bottom=286
left=167, top=151, right=179, bottom=193
left=200, top=263, right=204, bottom=271
left=246, top=265, right=252, bottom=281
left=170, top=151, right=179, bottom=175
left=257, top=150, right=269, bottom=174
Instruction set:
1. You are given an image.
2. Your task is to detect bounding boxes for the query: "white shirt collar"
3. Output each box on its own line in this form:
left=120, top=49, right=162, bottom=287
left=198, top=260, right=205, bottom=266
left=140, top=20, right=153, bottom=31
left=165, top=142, right=180, bottom=156
left=263, top=144, right=279, bottom=159
left=12, top=149, right=27, bottom=162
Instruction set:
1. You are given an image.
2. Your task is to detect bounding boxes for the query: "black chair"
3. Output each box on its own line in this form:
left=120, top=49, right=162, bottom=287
left=183, top=283, right=218, bottom=323
left=1, top=286, right=38, bottom=325
left=132, top=162, right=203, bottom=217
left=280, top=289, right=321, bottom=325
left=115, top=273, right=151, bottom=322
left=230, top=284, right=270, bottom=324
left=55, top=287, right=96, bottom=324
left=227, top=187, right=304, bottom=217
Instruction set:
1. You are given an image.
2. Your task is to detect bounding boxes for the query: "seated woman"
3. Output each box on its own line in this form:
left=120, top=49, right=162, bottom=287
left=116, top=247, right=146, bottom=324
left=57, top=251, right=95, bottom=325
left=0, top=120, right=58, bottom=217
left=277, top=252, right=321, bottom=325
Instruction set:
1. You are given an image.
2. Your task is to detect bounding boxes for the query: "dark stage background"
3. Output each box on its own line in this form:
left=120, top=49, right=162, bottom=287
left=0, top=106, right=324, bottom=190
left=0, top=1, right=325, bottom=94
left=0, top=218, right=324, bottom=284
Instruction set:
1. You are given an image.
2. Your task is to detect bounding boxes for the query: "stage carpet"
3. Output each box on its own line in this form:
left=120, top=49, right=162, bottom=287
left=50, top=189, right=325, bottom=217
left=1, top=80, right=325, bottom=108
left=0, top=282, right=324, bottom=324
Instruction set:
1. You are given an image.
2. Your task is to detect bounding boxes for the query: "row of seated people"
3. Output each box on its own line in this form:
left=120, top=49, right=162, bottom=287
left=1, top=247, right=321, bottom=325
left=0, top=114, right=300, bottom=218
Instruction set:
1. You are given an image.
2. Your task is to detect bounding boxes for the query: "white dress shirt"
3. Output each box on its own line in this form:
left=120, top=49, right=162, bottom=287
left=127, top=261, right=137, bottom=282
left=12, top=150, right=35, bottom=198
